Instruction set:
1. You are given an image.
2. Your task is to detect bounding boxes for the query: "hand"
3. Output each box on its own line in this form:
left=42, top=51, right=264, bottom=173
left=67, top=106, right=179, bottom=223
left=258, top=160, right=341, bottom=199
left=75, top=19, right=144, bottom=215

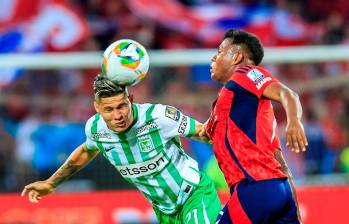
left=285, top=119, right=308, bottom=153
left=21, top=180, right=56, bottom=203
left=198, top=120, right=210, bottom=139
left=197, top=120, right=212, bottom=144
left=198, top=120, right=209, bottom=137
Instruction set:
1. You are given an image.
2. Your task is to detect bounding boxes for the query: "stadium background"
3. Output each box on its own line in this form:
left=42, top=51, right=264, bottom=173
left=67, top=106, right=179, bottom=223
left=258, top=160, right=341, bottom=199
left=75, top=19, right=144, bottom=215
left=1, top=0, right=349, bottom=223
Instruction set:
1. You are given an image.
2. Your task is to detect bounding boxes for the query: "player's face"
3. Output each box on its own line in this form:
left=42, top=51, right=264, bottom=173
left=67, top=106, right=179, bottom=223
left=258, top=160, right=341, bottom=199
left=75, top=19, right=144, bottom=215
left=211, top=39, right=239, bottom=83
left=94, top=93, right=133, bottom=133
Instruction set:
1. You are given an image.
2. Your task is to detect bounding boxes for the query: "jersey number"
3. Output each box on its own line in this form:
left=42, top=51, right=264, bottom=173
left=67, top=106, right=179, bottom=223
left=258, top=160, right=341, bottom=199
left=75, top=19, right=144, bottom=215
left=185, top=209, right=199, bottom=224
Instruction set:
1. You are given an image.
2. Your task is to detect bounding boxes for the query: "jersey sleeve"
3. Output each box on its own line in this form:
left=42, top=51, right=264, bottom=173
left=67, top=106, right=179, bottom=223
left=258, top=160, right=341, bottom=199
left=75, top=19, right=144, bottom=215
left=231, top=66, right=279, bottom=98
left=154, top=104, right=196, bottom=139
left=84, top=117, right=100, bottom=152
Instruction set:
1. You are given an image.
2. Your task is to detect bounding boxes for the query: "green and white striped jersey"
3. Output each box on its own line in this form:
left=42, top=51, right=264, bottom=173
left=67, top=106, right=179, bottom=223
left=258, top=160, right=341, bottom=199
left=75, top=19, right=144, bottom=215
left=85, top=103, right=201, bottom=214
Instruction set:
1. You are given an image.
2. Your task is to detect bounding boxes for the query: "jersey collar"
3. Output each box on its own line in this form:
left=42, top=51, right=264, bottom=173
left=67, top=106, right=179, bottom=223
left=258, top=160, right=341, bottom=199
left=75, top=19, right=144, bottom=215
left=131, top=103, right=138, bottom=125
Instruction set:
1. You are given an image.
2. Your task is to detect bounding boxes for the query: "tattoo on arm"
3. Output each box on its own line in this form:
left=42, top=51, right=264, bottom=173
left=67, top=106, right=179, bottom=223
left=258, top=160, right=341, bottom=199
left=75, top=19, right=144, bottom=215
left=50, top=160, right=81, bottom=188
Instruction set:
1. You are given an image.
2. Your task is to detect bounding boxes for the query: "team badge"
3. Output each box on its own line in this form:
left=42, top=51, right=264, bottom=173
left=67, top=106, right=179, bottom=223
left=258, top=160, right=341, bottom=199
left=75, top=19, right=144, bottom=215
left=165, top=106, right=180, bottom=121
left=138, top=135, right=155, bottom=152
left=247, top=69, right=265, bottom=83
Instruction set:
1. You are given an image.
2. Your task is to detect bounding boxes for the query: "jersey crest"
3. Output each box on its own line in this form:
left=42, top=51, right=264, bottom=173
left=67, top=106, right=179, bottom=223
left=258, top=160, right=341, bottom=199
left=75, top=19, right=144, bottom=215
left=137, top=135, right=155, bottom=152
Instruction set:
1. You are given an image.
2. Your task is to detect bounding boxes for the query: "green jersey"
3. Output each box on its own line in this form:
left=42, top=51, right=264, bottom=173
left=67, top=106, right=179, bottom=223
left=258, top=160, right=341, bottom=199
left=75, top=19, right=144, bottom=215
left=84, top=103, right=200, bottom=214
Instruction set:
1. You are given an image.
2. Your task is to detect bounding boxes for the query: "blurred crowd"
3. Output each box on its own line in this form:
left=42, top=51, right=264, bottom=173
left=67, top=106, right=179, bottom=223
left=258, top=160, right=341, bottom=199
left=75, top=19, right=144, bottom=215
left=1, top=0, right=349, bottom=192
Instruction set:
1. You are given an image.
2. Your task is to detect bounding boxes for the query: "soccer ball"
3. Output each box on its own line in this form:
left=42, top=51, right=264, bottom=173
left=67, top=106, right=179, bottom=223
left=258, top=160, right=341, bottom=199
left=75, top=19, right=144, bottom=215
left=101, top=39, right=149, bottom=86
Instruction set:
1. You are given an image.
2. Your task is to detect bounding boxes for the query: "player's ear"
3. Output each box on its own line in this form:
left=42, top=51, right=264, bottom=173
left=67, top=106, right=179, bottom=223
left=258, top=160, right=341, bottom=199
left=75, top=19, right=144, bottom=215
left=94, top=101, right=100, bottom=113
left=232, top=52, right=243, bottom=65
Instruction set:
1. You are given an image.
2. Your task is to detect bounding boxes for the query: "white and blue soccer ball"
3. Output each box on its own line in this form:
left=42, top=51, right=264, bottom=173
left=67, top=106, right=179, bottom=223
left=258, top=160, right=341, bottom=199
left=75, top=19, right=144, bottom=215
left=102, top=39, right=149, bottom=86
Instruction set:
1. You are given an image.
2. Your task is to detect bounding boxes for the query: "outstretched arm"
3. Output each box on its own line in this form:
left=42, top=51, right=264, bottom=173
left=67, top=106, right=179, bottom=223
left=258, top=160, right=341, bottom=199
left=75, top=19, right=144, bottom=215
left=21, top=144, right=99, bottom=203
left=263, top=82, right=308, bottom=152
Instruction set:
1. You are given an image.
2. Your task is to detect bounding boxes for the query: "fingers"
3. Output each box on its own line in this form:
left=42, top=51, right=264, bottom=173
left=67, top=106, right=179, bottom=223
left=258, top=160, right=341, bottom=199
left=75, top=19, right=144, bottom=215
left=198, top=120, right=209, bottom=137
left=21, top=183, right=33, bottom=197
left=28, top=190, right=41, bottom=203
left=198, top=128, right=207, bottom=137
left=198, top=124, right=207, bottom=137
left=291, top=133, right=300, bottom=153
left=297, top=139, right=306, bottom=152
left=286, top=129, right=307, bottom=153
left=21, top=183, right=42, bottom=203
left=286, top=133, right=292, bottom=149
left=198, top=124, right=209, bottom=139
left=21, top=187, right=28, bottom=197
left=298, top=130, right=308, bottom=152
left=301, top=130, right=308, bottom=150
left=298, top=131, right=307, bottom=152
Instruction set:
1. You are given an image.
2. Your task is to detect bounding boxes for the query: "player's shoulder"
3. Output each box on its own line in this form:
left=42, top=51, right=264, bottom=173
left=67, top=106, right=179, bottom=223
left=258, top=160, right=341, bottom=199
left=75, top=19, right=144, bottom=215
left=143, top=103, right=182, bottom=122
left=85, top=114, right=96, bottom=128
left=85, top=114, right=114, bottom=141
left=135, top=103, right=182, bottom=124
left=235, top=65, right=254, bottom=74
left=235, top=65, right=271, bottom=75
left=157, top=104, right=181, bottom=122
left=253, top=65, right=273, bottom=76
left=232, top=65, right=273, bottom=83
left=85, top=113, right=106, bottom=134
left=85, top=113, right=100, bottom=127
left=134, top=103, right=160, bottom=118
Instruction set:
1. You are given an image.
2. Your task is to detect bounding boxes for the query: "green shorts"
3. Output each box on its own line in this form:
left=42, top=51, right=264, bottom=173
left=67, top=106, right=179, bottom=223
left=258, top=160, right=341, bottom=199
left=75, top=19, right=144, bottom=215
left=154, top=172, right=222, bottom=224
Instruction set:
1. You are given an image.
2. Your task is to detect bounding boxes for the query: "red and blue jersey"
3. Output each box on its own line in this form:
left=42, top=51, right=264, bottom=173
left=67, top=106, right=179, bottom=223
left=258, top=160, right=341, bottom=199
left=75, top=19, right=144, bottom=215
left=206, top=65, right=286, bottom=187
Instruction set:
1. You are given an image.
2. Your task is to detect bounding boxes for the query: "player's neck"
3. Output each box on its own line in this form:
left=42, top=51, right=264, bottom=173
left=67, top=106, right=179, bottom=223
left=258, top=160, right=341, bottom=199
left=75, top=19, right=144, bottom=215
left=236, top=61, right=254, bottom=69
left=222, top=61, right=255, bottom=84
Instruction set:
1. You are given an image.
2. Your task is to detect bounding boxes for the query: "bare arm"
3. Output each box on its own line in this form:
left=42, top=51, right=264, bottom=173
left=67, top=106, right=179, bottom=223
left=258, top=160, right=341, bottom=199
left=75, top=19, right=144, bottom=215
left=274, top=149, right=302, bottom=223
left=21, top=144, right=99, bottom=203
left=263, top=82, right=308, bottom=152
left=47, top=144, right=99, bottom=187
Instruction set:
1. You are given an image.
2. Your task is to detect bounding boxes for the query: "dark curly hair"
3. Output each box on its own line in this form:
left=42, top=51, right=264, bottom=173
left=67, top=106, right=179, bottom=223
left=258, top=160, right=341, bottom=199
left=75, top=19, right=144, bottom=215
left=224, top=29, right=264, bottom=65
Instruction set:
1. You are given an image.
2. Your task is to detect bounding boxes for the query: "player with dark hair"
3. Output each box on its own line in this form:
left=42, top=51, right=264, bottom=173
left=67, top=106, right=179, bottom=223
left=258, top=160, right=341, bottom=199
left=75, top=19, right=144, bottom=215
left=201, top=29, right=308, bottom=223
left=22, top=74, right=222, bottom=224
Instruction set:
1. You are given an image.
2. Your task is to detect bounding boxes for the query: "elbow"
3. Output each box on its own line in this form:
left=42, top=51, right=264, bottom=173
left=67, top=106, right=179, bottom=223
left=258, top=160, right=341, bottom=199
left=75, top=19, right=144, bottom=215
left=290, top=91, right=301, bottom=108
left=280, top=88, right=300, bottom=106
left=284, top=87, right=299, bottom=100
left=290, top=89, right=300, bottom=100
